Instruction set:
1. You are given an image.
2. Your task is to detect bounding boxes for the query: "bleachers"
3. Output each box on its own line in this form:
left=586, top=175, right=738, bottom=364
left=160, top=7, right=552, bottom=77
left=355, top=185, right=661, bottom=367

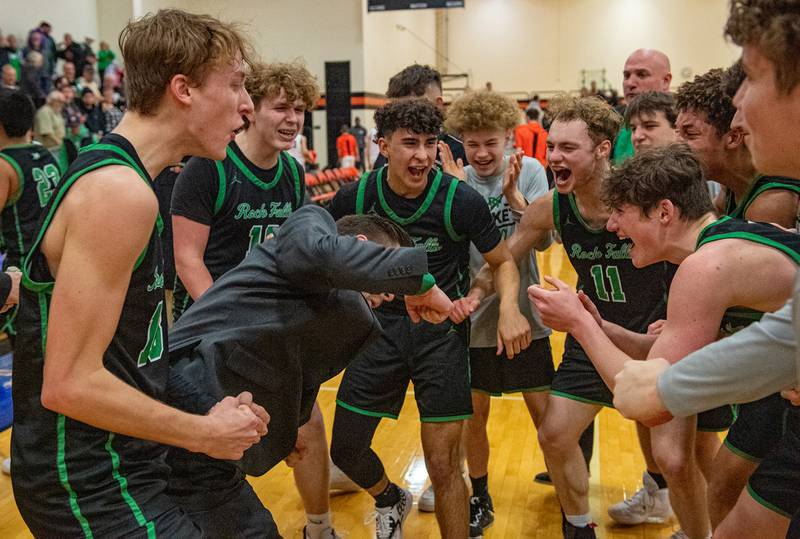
left=306, top=166, right=361, bottom=204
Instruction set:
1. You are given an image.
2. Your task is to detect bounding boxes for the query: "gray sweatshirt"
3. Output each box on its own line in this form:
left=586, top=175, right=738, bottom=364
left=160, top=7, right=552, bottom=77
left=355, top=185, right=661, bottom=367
left=657, top=274, right=800, bottom=417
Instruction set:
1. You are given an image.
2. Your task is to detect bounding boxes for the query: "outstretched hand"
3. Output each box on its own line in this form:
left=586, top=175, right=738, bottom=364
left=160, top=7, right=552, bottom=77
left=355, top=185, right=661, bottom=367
left=438, top=141, right=465, bottom=180
left=501, top=150, right=526, bottom=211
left=405, top=285, right=453, bottom=324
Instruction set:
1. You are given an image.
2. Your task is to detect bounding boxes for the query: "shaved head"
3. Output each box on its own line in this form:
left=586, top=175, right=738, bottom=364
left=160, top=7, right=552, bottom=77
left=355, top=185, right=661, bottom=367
left=623, top=48, right=672, bottom=101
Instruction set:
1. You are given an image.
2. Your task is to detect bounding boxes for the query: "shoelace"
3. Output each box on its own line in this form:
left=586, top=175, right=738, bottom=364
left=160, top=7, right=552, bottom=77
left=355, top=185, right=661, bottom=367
left=469, top=497, right=488, bottom=526
left=624, top=486, right=654, bottom=511
left=376, top=513, right=399, bottom=539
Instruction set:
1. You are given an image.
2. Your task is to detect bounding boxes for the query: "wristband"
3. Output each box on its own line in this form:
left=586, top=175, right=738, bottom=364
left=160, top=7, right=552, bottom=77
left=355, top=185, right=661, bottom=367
left=416, top=273, right=436, bottom=295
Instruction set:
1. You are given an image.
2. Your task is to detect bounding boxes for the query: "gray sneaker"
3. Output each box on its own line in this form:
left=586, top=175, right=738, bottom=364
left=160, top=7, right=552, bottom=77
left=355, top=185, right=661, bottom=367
left=607, top=471, right=672, bottom=525
left=375, top=487, right=412, bottom=539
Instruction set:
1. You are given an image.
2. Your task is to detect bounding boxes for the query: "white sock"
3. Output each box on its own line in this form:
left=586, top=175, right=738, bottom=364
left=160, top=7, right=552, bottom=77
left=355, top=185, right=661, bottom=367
left=565, top=512, right=592, bottom=527
left=305, top=513, right=332, bottom=539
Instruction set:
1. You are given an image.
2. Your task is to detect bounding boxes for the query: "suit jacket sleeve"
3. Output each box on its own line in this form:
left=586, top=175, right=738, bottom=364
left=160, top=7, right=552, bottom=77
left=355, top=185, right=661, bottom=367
left=274, top=205, right=429, bottom=295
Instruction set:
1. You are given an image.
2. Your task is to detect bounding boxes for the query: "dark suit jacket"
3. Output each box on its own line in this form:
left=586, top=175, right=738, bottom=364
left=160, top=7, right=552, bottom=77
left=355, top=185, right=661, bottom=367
left=167, top=205, right=428, bottom=475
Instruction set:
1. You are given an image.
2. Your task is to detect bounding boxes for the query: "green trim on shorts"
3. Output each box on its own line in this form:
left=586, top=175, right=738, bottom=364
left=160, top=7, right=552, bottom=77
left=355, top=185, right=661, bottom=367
left=472, top=385, right=551, bottom=397
left=550, top=390, right=612, bottom=408
left=336, top=399, right=398, bottom=420
left=747, top=483, right=792, bottom=518
left=505, top=385, right=551, bottom=394
left=420, top=413, right=472, bottom=423
left=723, top=438, right=762, bottom=463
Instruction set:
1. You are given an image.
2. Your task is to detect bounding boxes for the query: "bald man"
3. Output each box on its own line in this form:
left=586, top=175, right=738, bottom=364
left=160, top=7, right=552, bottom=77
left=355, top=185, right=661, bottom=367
left=613, top=48, right=672, bottom=163
left=1, top=65, right=17, bottom=90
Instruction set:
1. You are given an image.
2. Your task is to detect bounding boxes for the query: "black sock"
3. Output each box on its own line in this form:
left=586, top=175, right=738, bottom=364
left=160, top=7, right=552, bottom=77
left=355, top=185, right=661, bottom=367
left=648, top=470, right=668, bottom=490
left=374, top=482, right=401, bottom=508
left=470, top=474, right=489, bottom=499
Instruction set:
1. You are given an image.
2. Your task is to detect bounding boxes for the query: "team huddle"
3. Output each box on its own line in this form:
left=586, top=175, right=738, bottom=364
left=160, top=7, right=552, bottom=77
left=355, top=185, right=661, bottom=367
left=0, top=1, right=799, bottom=538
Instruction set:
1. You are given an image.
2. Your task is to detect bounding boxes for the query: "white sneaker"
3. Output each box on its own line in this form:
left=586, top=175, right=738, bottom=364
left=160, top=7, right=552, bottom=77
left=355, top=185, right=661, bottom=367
left=329, top=462, right=360, bottom=493
left=418, top=484, right=435, bottom=512
left=1, top=457, right=9, bottom=475
left=376, top=487, right=412, bottom=539
left=607, top=471, right=672, bottom=525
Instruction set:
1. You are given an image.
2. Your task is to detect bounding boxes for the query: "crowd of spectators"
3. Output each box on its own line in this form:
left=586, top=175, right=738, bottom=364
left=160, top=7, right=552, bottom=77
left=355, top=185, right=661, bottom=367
left=0, top=21, right=125, bottom=170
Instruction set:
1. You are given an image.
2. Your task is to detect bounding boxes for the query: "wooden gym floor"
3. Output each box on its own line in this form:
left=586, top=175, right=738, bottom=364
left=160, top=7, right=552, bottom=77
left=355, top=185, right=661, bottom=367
left=0, top=245, right=687, bottom=538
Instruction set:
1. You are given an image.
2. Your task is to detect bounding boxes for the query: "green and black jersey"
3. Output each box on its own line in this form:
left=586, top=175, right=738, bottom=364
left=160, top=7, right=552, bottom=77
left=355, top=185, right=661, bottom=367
left=170, top=142, right=305, bottom=320
left=697, top=216, right=800, bottom=336
left=0, top=142, right=61, bottom=335
left=0, top=142, right=61, bottom=269
left=329, top=165, right=501, bottom=315
left=13, top=134, right=172, bottom=537
left=554, top=190, right=675, bottom=359
left=724, top=175, right=800, bottom=220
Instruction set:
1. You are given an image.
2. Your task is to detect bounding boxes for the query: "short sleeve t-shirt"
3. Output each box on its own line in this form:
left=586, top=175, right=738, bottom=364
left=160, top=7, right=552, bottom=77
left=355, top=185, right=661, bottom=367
left=464, top=156, right=551, bottom=345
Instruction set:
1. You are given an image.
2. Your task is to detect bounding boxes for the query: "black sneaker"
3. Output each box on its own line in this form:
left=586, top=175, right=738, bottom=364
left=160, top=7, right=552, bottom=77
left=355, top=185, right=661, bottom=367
left=469, top=495, right=494, bottom=538
left=534, top=471, right=553, bottom=485
left=561, top=518, right=597, bottom=539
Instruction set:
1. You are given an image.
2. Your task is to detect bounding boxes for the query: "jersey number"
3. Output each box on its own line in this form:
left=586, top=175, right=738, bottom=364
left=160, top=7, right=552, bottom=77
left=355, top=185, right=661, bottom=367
left=247, top=224, right=279, bottom=254
left=31, top=164, right=60, bottom=207
left=137, top=301, right=164, bottom=367
left=589, top=264, right=626, bottom=303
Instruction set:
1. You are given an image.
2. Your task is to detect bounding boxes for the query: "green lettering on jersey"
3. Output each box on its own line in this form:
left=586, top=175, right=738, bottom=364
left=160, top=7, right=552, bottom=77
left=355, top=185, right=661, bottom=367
left=570, top=243, right=603, bottom=260
left=32, top=163, right=61, bottom=207
left=410, top=235, right=442, bottom=253
left=589, top=264, right=626, bottom=303
left=234, top=202, right=293, bottom=220
left=137, top=301, right=164, bottom=367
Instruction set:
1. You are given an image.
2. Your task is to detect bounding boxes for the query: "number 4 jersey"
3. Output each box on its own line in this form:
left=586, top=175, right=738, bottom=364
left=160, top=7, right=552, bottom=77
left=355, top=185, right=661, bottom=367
left=0, top=142, right=61, bottom=269
left=13, top=134, right=172, bottom=536
left=554, top=190, right=676, bottom=359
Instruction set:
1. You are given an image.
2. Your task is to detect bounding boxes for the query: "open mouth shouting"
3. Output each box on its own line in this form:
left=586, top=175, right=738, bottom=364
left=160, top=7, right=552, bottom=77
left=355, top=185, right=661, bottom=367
left=552, top=167, right=573, bottom=190
left=408, top=165, right=427, bottom=179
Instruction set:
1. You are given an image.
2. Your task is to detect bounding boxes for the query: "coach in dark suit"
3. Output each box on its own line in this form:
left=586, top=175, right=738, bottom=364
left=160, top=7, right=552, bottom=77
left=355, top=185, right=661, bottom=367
left=164, top=204, right=451, bottom=537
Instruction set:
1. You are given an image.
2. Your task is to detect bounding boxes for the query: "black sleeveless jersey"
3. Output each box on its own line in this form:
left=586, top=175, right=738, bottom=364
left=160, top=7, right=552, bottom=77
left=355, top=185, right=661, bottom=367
left=724, top=175, right=800, bottom=219
left=171, top=142, right=304, bottom=319
left=13, top=134, right=171, bottom=536
left=553, top=190, right=675, bottom=358
left=696, top=216, right=800, bottom=336
left=0, top=142, right=61, bottom=268
left=329, top=165, right=501, bottom=315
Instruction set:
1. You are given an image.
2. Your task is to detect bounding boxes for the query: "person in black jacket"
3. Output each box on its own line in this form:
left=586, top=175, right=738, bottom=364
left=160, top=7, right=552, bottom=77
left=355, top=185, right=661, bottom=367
left=165, top=204, right=452, bottom=538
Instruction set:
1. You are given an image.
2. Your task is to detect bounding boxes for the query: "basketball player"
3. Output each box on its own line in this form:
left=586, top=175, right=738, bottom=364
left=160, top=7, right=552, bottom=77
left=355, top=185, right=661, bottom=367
left=0, top=88, right=60, bottom=335
left=470, top=96, right=680, bottom=538
left=613, top=2, right=800, bottom=536
left=171, top=60, right=341, bottom=539
left=529, top=144, right=800, bottom=539
left=674, top=61, right=800, bottom=527
left=676, top=63, right=799, bottom=229
left=328, top=97, right=530, bottom=538
left=12, top=11, right=267, bottom=536
left=439, top=90, right=552, bottom=538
